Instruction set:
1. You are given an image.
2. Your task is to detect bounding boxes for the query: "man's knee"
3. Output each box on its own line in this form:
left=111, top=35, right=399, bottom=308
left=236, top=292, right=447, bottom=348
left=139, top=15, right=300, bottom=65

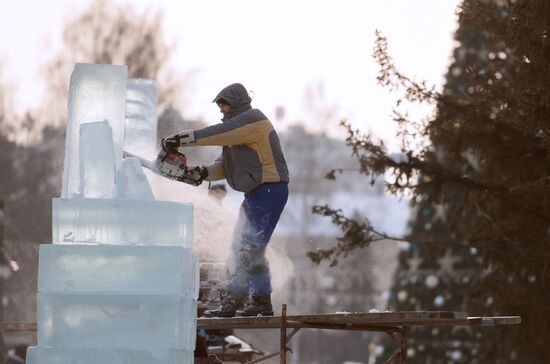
left=237, top=245, right=267, bottom=274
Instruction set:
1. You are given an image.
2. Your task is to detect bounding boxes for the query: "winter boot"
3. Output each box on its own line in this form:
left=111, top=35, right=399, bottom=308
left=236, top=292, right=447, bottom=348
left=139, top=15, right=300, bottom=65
left=203, top=294, right=246, bottom=318
left=235, top=295, right=274, bottom=317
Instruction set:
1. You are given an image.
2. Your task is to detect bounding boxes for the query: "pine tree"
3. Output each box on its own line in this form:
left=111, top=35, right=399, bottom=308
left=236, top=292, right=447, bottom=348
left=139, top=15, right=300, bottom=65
left=376, top=197, right=502, bottom=363
left=311, top=0, right=550, bottom=362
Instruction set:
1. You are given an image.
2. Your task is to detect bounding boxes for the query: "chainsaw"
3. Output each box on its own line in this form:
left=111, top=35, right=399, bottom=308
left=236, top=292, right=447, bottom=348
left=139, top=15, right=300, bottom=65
left=122, top=140, right=208, bottom=186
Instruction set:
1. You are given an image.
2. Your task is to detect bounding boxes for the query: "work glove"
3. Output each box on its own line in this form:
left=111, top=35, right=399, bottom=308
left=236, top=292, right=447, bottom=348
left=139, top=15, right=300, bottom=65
left=161, top=136, right=179, bottom=153
left=178, top=166, right=209, bottom=186
left=162, top=130, right=196, bottom=152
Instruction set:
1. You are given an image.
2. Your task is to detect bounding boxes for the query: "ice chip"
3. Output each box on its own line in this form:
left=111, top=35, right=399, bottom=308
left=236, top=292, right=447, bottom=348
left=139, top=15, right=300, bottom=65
left=38, top=244, right=199, bottom=298
left=117, top=157, right=154, bottom=200
left=125, top=79, right=158, bottom=161
left=37, top=293, right=197, bottom=350
left=79, top=121, right=117, bottom=198
left=26, top=347, right=193, bottom=364
left=52, top=198, right=193, bottom=247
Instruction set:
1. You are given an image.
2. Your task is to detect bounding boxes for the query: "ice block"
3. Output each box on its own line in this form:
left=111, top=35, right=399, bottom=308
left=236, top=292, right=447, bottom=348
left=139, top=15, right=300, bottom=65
left=117, top=157, right=155, bottom=200
left=26, top=347, right=193, bottom=364
left=38, top=244, right=199, bottom=297
left=62, top=63, right=128, bottom=198
left=79, top=121, right=117, bottom=198
left=52, top=198, right=193, bottom=247
left=38, top=293, right=197, bottom=350
left=125, top=79, right=158, bottom=161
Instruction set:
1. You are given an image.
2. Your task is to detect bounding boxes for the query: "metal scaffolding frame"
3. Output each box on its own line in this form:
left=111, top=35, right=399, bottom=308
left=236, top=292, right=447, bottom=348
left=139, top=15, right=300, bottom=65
left=197, top=305, right=521, bottom=364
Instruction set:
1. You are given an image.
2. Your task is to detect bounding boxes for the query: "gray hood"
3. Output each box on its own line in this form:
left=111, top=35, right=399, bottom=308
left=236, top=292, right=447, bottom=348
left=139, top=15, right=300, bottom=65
left=212, top=83, right=252, bottom=120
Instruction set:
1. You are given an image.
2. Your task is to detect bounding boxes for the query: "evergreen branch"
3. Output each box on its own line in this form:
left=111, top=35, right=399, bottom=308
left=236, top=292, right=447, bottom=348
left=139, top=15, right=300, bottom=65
left=509, top=176, right=550, bottom=192
left=306, top=204, right=389, bottom=266
left=339, top=121, right=550, bottom=224
left=373, top=30, right=439, bottom=103
left=325, top=168, right=361, bottom=180
left=472, top=201, right=528, bottom=258
left=307, top=203, right=543, bottom=266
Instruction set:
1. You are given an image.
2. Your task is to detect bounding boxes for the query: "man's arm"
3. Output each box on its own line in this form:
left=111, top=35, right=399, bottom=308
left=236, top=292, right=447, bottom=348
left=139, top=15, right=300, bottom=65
left=164, top=117, right=271, bottom=148
left=203, top=153, right=225, bottom=181
left=194, top=121, right=266, bottom=146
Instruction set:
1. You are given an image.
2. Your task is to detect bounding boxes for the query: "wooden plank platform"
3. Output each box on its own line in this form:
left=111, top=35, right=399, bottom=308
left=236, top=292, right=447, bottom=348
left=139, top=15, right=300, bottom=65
left=0, top=311, right=521, bottom=364
left=0, top=321, right=36, bottom=332
left=197, top=311, right=520, bottom=330
left=0, top=312, right=521, bottom=332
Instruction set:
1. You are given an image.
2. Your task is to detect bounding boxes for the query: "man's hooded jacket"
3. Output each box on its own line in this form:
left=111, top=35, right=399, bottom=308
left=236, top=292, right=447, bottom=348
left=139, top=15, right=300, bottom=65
left=189, top=83, right=289, bottom=194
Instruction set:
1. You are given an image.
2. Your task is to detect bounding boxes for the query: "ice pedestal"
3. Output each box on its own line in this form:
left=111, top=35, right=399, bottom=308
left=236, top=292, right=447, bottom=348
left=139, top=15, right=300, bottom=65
left=52, top=198, right=193, bottom=247
left=39, top=244, right=199, bottom=297
left=62, top=63, right=128, bottom=198
left=38, top=293, right=197, bottom=350
left=79, top=121, right=117, bottom=198
left=26, top=347, right=193, bottom=364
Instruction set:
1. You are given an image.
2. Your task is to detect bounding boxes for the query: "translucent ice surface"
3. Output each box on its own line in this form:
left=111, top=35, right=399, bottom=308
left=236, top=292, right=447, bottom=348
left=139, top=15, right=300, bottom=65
left=40, top=64, right=199, bottom=361
left=52, top=198, right=193, bottom=247
left=39, top=244, right=199, bottom=297
left=117, top=157, right=154, bottom=200
left=125, top=79, right=158, bottom=161
left=38, top=293, right=197, bottom=350
left=26, top=347, right=193, bottom=364
left=62, top=63, right=128, bottom=198
left=79, top=121, right=117, bottom=198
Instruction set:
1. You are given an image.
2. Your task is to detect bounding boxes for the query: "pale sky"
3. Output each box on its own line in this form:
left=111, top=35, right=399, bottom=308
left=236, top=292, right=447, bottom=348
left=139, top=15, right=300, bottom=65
left=1, top=0, right=461, bottom=147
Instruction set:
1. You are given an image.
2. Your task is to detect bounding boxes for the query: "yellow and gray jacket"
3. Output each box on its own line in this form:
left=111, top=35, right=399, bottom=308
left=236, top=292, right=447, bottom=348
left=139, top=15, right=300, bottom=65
left=178, top=84, right=289, bottom=194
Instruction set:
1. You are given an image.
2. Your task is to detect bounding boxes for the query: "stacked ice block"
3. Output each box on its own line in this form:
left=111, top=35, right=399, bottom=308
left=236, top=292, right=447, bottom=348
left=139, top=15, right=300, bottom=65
left=27, top=63, right=198, bottom=364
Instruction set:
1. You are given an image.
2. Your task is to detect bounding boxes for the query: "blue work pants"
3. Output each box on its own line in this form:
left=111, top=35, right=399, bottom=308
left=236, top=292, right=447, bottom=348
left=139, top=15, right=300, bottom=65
left=226, top=182, right=288, bottom=298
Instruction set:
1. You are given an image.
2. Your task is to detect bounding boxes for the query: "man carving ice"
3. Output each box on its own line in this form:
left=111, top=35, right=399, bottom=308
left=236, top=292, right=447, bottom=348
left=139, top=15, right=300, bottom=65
left=163, top=83, right=289, bottom=317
